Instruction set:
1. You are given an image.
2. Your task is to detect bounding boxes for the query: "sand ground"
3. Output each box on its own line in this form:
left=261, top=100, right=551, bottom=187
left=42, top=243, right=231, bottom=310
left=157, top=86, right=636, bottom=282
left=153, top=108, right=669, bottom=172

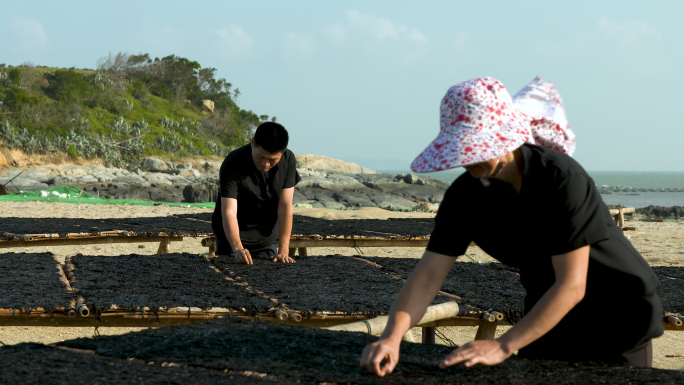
left=0, top=202, right=682, bottom=370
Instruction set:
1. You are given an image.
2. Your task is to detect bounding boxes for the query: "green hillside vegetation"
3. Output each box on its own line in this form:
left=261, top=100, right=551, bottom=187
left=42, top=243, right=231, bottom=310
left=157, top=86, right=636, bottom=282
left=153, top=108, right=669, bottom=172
left=0, top=53, right=275, bottom=166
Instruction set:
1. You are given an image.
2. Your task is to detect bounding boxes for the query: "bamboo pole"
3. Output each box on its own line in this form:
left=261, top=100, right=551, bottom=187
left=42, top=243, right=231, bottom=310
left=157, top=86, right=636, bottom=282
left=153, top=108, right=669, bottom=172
left=667, top=316, right=683, bottom=327
left=0, top=309, right=679, bottom=330
left=76, top=297, right=89, bottom=317
left=412, top=318, right=482, bottom=328
left=202, top=237, right=216, bottom=256
left=288, top=311, right=303, bottom=322
left=323, top=301, right=460, bottom=335
left=489, top=311, right=504, bottom=321
left=608, top=208, right=636, bottom=215
left=1, top=308, right=677, bottom=330
left=274, top=309, right=288, bottom=321
left=474, top=321, right=498, bottom=340
left=156, top=237, right=171, bottom=254
left=422, top=327, right=436, bottom=344
left=617, top=209, right=625, bottom=228
left=0, top=235, right=184, bottom=249
left=289, top=239, right=432, bottom=248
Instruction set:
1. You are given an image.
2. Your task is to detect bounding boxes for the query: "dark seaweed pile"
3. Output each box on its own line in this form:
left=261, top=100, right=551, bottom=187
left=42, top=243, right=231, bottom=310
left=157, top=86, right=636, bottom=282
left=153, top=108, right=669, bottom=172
left=654, top=266, right=684, bottom=280
left=362, top=257, right=684, bottom=321
left=53, top=316, right=684, bottom=385
left=0, top=343, right=257, bottom=385
left=0, top=252, right=73, bottom=310
left=291, top=216, right=435, bottom=238
left=4, top=251, right=681, bottom=320
left=212, top=254, right=449, bottom=315
left=1, top=214, right=433, bottom=240
left=69, top=253, right=274, bottom=315
left=0, top=216, right=213, bottom=240
left=654, top=267, right=684, bottom=315
left=174, top=213, right=436, bottom=238
left=362, top=257, right=525, bottom=316
left=656, top=278, right=684, bottom=315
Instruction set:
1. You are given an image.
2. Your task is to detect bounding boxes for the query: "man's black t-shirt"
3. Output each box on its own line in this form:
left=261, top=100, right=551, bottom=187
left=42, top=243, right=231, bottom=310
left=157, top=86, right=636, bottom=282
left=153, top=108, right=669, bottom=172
left=427, top=144, right=663, bottom=361
left=211, top=144, right=301, bottom=249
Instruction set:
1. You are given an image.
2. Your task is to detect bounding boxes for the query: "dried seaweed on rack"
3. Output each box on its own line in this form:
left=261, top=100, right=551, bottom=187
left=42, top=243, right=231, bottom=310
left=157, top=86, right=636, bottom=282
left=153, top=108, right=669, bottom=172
left=0, top=252, right=74, bottom=311
left=174, top=213, right=435, bottom=239
left=653, top=266, right=684, bottom=280
left=2, top=214, right=433, bottom=241
left=67, top=253, right=273, bottom=315
left=212, top=254, right=449, bottom=315
left=1, top=216, right=213, bottom=240
left=360, top=257, right=525, bottom=315
left=291, top=216, right=435, bottom=239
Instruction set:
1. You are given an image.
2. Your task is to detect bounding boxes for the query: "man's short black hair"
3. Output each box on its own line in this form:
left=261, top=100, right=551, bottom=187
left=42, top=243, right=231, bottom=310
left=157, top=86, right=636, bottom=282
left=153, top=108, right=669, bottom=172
left=253, top=122, right=289, bottom=153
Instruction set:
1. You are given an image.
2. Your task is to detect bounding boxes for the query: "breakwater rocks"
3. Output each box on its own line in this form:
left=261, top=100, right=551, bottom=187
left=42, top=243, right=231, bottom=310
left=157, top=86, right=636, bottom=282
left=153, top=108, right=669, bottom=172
left=635, top=206, right=684, bottom=220
left=0, top=155, right=447, bottom=210
left=598, top=185, right=684, bottom=194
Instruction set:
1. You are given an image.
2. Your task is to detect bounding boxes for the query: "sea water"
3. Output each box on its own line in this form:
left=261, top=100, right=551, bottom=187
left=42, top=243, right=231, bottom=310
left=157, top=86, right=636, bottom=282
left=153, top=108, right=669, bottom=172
left=379, top=169, right=684, bottom=209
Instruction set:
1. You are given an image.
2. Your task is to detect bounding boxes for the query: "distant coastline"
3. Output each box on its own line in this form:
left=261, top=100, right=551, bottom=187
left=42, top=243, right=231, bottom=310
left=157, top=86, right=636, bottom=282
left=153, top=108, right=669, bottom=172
left=378, top=169, right=684, bottom=209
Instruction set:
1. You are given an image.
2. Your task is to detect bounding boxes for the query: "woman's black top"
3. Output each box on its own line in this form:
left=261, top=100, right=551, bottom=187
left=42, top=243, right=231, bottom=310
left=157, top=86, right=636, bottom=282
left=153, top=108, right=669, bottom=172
left=427, top=144, right=663, bottom=362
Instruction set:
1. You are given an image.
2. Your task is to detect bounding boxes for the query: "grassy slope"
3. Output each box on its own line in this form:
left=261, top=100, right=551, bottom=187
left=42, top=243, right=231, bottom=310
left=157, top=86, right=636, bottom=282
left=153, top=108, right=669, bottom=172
left=0, top=65, right=250, bottom=165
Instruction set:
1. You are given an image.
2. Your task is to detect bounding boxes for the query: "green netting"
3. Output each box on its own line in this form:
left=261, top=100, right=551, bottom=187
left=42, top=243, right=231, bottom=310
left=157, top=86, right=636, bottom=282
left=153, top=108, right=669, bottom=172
left=7, top=185, right=93, bottom=198
left=0, top=185, right=215, bottom=208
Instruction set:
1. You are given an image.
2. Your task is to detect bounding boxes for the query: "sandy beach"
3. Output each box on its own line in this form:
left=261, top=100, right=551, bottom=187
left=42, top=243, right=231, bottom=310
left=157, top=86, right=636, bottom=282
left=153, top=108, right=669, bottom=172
left=0, top=201, right=682, bottom=370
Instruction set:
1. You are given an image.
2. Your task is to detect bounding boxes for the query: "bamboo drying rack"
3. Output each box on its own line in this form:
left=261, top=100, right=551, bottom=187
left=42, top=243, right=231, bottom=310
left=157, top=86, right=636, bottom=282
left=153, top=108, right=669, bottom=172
left=0, top=230, right=191, bottom=254
left=0, top=208, right=635, bottom=256
left=3, top=206, right=668, bottom=345
left=1, top=306, right=681, bottom=337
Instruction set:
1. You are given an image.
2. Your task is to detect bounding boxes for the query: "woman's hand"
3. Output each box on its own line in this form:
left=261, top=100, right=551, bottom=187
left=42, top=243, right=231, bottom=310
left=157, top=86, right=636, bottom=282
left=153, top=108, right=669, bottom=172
left=439, top=340, right=512, bottom=368
left=360, top=251, right=456, bottom=376
left=360, top=337, right=401, bottom=377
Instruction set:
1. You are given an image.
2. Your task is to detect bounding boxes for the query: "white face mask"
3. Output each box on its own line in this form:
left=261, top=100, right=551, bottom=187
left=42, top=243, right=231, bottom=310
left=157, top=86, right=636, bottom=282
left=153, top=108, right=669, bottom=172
left=480, top=157, right=507, bottom=187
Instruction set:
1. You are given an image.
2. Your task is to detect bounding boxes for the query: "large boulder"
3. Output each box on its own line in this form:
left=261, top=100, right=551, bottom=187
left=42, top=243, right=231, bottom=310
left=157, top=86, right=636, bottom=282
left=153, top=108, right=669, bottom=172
left=183, top=183, right=219, bottom=203
left=0, top=148, right=13, bottom=167
left=296, top=154, right=377, bottom=174
left=201, top=99, right=215, bottom=115
left=139, top=157, right=168, bottom=173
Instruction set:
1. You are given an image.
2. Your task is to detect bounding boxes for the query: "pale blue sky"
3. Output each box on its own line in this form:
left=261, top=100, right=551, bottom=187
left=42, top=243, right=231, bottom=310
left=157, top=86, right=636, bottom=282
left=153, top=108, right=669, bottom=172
left=2, top=1, right=682, bottom=171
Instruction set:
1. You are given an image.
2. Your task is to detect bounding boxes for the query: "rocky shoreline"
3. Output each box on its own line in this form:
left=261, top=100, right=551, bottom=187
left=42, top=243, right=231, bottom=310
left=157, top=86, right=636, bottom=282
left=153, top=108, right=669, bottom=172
left=0, top=155, right=446, bottom=211
left=2, top=154, right=683, bottom=217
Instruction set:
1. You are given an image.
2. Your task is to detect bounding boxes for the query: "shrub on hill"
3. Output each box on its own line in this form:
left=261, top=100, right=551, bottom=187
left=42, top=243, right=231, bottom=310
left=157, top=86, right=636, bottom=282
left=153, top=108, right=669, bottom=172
left=0, top=54, right=274, bottom=166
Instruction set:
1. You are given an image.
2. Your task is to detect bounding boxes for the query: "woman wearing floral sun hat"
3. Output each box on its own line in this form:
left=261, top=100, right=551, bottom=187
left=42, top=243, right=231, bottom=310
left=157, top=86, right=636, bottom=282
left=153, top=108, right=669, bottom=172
left=360, top=77, right=663, bottom=375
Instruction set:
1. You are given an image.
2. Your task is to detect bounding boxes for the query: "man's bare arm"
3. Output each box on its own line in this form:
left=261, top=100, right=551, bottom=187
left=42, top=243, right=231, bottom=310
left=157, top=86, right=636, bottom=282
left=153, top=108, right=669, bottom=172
left=221, top=197, right=252, bottom=264
left=275, top=187, right=295, bottom=263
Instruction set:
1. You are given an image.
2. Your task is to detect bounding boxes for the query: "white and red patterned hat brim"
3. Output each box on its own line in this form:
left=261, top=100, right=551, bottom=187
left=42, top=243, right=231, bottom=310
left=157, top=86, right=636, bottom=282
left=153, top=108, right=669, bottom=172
left=411, top=77, right=531, bottom=172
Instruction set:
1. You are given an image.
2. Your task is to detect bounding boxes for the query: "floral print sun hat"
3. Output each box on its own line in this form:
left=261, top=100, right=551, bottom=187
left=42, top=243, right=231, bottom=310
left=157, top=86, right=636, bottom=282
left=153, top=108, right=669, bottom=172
left=410, top=77, right=530, bottom=172
left=513, top=76, right=576, bottom=156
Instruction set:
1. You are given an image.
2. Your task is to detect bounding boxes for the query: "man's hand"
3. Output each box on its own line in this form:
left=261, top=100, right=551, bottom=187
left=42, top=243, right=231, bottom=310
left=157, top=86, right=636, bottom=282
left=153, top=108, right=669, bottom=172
left=233, top=248, right=253, bottom=264
left=273, top=251, right=296, bottom=263
left=439, top=340, right=512, bottom=368
left=360, top=337, right=401, bottom=377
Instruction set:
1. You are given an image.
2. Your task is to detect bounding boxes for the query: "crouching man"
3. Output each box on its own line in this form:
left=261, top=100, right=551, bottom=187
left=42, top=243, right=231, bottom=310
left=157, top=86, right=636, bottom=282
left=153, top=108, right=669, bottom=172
left=211, top=122, right=301, bottom=264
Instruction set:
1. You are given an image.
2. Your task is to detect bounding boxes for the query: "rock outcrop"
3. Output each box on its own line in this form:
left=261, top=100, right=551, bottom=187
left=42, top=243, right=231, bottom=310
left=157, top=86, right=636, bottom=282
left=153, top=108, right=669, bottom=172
left=0, top=154, right=447, bottom=209
left=201, top=99, right=214, bottom=115
left=0, top=148, right=14, bottom=167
